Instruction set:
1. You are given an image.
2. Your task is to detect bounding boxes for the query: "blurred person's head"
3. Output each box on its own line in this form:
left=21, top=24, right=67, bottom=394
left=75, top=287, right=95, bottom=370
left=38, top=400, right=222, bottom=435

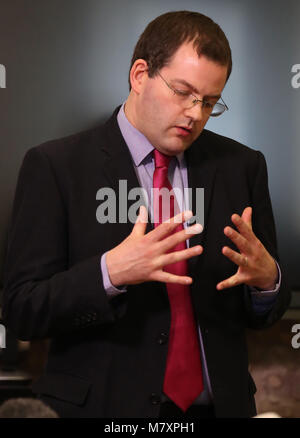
left=0, top=397, right=59, bottom=418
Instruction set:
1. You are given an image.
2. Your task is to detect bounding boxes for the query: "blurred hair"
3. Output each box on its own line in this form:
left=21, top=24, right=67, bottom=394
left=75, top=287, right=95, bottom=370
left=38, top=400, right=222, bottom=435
left=0, top=397, right=59, bottom=418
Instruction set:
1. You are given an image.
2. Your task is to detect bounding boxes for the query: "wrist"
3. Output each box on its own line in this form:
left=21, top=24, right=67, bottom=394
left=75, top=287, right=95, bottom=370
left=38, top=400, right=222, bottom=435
left=255, top=258, right=279, bottom=291
left=255, top=265, right=278, bottom=291
left=255, top=281, right=276, bottom=291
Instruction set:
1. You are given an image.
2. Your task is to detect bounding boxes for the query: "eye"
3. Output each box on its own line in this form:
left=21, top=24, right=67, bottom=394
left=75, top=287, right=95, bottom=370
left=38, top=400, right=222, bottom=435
left=173, top=88, right=190, bottom=97
left=203, top=101, right=214, bottom=109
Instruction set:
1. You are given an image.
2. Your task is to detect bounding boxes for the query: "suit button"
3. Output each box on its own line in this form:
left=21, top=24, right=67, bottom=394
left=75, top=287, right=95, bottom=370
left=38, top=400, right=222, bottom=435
left=157, top=332, right=168, bottom=345
left=150, top=393, right=161, bottom=405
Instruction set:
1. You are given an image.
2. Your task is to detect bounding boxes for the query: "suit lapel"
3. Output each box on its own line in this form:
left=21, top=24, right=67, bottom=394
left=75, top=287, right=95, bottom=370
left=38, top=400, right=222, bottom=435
left=185, top=135, right=218, bottom=273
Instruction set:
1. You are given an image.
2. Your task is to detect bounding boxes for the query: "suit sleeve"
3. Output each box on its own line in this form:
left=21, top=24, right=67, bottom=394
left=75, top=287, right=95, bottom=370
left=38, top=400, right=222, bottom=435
left=2, top=147, right=126, bottom=341
left=243, top=150, right=291, bottom=328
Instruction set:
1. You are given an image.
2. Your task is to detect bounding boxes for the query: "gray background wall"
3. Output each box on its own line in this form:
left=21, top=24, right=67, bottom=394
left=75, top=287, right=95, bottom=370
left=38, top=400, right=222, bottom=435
left=0, top=0, right=299, bottom=291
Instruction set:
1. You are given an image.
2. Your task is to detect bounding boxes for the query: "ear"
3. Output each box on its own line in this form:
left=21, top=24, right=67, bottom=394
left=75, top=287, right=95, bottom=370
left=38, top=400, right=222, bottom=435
left=129, top=59, right=148, bottom=94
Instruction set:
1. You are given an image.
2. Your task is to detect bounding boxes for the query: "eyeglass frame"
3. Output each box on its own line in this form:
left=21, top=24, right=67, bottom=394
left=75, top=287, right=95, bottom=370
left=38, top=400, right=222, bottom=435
left=157, top=71, right=228, bottom=117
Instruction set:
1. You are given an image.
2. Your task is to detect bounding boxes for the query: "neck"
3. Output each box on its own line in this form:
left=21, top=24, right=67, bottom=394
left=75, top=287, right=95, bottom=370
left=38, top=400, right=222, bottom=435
left=124, top=92, right=140, bottom=131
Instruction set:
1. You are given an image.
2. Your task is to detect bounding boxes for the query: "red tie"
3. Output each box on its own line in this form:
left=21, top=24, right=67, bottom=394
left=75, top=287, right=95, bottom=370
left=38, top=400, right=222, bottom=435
left=153, top=149, right=203, bottom=412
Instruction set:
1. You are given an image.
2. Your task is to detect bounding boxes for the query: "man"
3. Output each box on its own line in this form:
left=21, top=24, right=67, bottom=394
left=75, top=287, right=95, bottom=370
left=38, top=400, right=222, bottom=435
left=2, top=11, right=290, bottom=418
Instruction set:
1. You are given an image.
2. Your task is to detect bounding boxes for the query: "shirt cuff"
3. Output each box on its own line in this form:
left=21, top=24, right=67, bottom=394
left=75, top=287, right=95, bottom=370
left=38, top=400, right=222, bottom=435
left=249, top=260, right=281, bottom=297
left=249, top=261, right=281, bottom=314
left=100, top=252, right=127, bottom=298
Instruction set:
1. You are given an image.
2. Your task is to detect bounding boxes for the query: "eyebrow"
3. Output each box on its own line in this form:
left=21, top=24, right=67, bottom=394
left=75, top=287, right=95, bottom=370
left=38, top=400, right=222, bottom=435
left=172, top=78, right=221, bottom=100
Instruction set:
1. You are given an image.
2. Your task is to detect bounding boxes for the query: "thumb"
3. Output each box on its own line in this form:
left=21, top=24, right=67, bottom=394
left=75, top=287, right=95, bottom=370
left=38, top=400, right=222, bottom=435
left=131, top=205, right=148, bottom=237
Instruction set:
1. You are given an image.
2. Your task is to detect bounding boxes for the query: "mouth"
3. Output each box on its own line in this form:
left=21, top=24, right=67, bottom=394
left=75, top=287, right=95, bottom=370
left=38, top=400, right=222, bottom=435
left=175, top=126, right=192, bottom=137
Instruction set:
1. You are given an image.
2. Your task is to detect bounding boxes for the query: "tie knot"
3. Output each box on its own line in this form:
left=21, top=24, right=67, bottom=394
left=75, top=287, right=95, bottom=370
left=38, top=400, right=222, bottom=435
left=153, top=149, right=172, bottom=169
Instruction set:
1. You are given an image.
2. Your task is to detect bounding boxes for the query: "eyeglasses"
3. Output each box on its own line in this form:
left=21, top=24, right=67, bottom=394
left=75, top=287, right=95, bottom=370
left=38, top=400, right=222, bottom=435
left=157, top=71, right=228, bottom=117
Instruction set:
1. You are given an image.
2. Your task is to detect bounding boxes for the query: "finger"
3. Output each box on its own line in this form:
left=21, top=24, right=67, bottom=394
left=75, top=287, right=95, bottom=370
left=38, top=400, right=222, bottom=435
left=158, top=245, right=203, bottom=267
left=241, top=206, right=252, bottom=230
left=231, top=213, right=255, bottom=242
left=224, top=226, right=251, bottom=254
left=216, top=273, right=242, bottom=290
left=131, top=205, right=148, bottom=237
left=154, top=270, right=193, bottom=285
left=159, top=222, right=203, bottom=254
left=222, top=246, right=249, bottom=268
left=148, top=210, right=193, bottom=242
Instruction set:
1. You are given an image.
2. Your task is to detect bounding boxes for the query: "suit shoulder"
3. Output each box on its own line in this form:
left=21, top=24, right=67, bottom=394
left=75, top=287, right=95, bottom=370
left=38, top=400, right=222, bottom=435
left=200, top=129, right=260, bottom=156
left=24, top=106, right=121, bottom=166
left=195, top=129, right=267, bottom=178
left=25, top=122, right=106, bottom=165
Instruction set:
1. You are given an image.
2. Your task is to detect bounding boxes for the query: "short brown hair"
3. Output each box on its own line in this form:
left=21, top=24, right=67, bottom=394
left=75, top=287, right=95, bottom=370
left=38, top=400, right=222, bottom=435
left=129, top=10, right=232, bottom=89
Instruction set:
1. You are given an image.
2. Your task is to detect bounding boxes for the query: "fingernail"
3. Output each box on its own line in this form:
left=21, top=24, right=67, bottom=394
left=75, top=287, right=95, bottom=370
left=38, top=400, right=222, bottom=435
left=184, top=210, right=193, bottom=221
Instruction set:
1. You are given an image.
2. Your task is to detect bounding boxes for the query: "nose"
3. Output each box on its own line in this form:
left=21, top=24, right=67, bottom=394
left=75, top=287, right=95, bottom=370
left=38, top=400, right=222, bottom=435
left=183, top=101, right=206, bottom=122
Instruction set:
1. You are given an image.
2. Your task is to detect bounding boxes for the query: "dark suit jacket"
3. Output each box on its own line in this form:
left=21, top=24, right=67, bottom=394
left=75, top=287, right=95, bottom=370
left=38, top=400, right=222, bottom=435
left=2, top=107, right=291, bottom=418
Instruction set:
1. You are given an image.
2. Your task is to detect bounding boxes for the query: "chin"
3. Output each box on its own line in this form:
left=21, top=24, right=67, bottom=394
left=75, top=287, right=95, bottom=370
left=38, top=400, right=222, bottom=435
left=171, top=141, right=192, bottom=154
left=154, top=135, right=193, bottom=156
left=159, top=145, right=184, bottom=156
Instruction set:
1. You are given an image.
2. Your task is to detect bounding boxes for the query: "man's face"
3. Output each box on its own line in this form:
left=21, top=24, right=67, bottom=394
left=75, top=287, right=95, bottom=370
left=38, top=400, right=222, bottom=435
left=132, top=42, right=228, bottom=156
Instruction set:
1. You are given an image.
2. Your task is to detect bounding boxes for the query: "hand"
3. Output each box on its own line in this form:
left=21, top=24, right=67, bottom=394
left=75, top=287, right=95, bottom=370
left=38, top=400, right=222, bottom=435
left=217, top=207, right=278, bottom=291
left=106, top=206, right=203, bottom=287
